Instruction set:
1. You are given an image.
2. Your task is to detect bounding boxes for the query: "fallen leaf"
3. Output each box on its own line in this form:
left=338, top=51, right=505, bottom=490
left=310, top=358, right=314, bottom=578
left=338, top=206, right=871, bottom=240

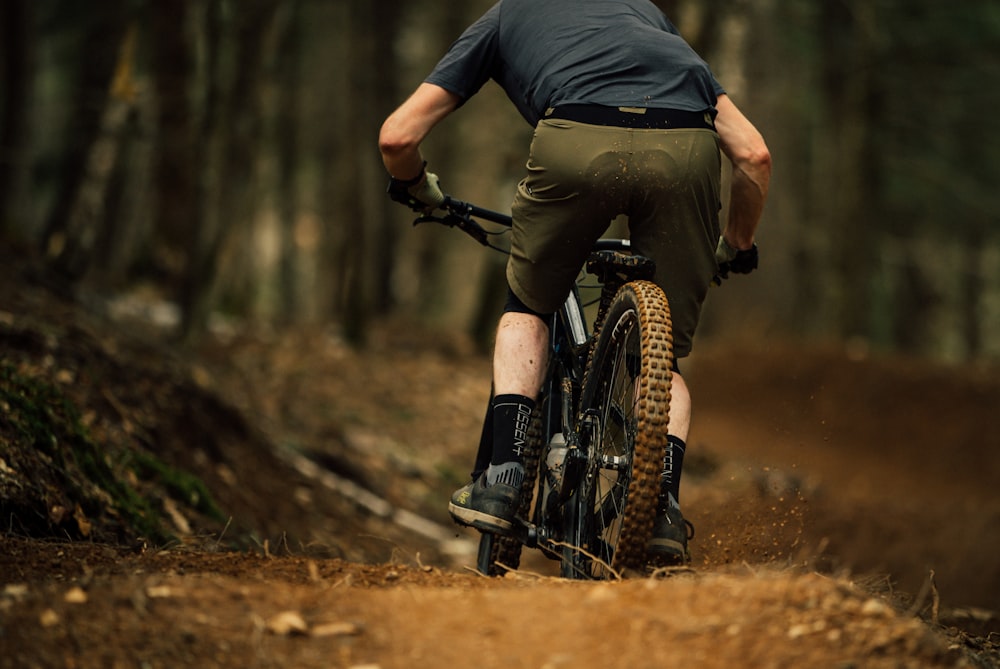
left=73, top=504, right=91, bottom=538
left=266, top=610, right=308, bottom=636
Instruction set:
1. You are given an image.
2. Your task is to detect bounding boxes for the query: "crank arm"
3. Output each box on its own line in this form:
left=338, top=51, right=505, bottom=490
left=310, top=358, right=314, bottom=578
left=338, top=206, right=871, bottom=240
left=509, top=517, right=547, bottom=549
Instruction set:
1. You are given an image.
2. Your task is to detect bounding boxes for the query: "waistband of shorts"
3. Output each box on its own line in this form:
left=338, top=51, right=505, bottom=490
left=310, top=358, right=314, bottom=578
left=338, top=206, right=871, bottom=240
left=544, top=104, right=716, bottom=130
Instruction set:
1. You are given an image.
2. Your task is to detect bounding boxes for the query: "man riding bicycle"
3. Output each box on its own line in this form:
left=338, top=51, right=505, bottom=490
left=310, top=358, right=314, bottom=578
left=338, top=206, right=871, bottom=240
left=378, top=0, right=771, bottom=565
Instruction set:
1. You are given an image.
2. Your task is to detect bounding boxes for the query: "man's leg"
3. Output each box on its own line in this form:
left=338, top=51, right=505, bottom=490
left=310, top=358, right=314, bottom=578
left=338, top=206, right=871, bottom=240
left=649, top=369, right=694, bottom=564
left=469, top=311, right=551, bottom=477
left=449, top=311, right=549, bottom=533
left=485, top=311, right=548, bottom=484
left=492, top=311, right=549, bottom=397
left=668, top=372, right=691, bottom=442
left=662, top=372, right=690, bottom=509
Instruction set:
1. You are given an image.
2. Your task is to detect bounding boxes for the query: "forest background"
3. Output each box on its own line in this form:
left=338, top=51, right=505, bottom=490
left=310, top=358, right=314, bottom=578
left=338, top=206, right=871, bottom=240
left=1, top=0, right=998, bottom=362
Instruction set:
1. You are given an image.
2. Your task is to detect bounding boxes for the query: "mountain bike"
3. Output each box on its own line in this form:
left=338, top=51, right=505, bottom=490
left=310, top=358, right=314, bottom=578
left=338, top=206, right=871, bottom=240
left=404, top=196, right=674, bottom=580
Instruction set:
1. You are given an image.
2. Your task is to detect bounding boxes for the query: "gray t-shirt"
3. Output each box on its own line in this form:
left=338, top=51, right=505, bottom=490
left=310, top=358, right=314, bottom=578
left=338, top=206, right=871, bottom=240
left=425, top=0, right=726, bottom=126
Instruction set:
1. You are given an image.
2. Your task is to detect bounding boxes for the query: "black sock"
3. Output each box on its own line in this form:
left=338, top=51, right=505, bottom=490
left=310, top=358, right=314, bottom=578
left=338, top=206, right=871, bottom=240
left=486, top=394, right=535, bottom=487
left=660, top=435, right=686, bottom=510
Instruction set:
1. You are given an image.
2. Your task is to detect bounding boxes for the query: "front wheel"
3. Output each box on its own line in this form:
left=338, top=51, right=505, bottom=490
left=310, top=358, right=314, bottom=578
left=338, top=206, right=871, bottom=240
left=562, top=280, right=673, bottom=578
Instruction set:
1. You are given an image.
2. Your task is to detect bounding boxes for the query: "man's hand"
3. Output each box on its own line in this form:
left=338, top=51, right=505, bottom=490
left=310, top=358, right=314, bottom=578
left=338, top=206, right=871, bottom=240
left=713, top=236, right=758, bottom=284
left=387, top=163, right=445, bottom=212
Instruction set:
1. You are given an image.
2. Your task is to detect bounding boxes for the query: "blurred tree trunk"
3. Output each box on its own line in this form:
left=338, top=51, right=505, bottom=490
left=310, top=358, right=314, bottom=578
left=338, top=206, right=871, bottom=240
left=52, top=28, right=137, bottom=282
left=891, top=251, right=937, bottom=353
left=152, top=0, right=281, bottom=340
left=369, top=3, right=405, bottom=316
left=276, top=0, right=302, bottom=325
left=942, top=7, right=997, bottom=359
left=335, top=0, right=374, bottom=343
left=180, top=0, right=225, bottom=339
left=412, top=5, right=472, bottom=320
left=311, top=2, right=350, bottom=327
left=660, top=0, right=730, bottom=57
left=959, top=226, right=986, bottom=358
left=737, top=0, right=808, bottom=339
left=148, top=0, right=203, bottom=333
left=0, top=0, right=32, bottom=243
left=333, top=0, right=404, bottom=344
left=187, top=0, right=280, bottom=336
left=818, top=0, right=880, bottom=341
left=40, top=2, right=130, bottom=280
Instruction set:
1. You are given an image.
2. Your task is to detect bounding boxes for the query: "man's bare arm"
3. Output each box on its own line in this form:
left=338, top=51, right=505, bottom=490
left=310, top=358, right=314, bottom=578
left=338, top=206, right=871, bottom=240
left=379, top=83, right=461, bottom=181
left=714, top=93, right=772, bottom=250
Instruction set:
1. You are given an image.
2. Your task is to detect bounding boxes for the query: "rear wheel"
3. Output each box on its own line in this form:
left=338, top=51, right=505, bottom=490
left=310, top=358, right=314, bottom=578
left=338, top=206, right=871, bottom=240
left=562, top=281, right=673, bottom=578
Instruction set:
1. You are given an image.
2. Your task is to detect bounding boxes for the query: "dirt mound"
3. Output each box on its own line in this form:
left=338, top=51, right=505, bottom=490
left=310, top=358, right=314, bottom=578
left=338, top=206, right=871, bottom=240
left=1, top=256, right=475, bottom=565
left=1, top=255, right=998, bottom=668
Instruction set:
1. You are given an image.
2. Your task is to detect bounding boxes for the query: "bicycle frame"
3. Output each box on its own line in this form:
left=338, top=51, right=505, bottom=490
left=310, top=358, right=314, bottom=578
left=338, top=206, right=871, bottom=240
left=409, top=196, right=663, bottom=578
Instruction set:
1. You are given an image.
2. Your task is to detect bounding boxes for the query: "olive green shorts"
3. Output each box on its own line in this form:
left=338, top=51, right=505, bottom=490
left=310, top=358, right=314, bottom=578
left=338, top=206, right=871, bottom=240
left=507, top=118, right=722, bottom=358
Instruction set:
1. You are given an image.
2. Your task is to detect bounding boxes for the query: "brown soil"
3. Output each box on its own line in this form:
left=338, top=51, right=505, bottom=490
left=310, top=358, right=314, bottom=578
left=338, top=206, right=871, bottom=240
left=1, top=254, right=998, bottom=668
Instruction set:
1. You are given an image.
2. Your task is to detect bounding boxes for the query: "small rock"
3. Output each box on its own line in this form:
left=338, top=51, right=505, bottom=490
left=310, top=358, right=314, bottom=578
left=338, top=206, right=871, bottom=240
left=39, top=609, right=60, bottom=628
left=860, top=598, right=891, bottom=617
left=788, top=623, right=810, bottom=639
left=146, top=585, right=174, bottom=599
left=64, top=586, right=87, bottom=604
left=2, top=584, right=28, bottom=600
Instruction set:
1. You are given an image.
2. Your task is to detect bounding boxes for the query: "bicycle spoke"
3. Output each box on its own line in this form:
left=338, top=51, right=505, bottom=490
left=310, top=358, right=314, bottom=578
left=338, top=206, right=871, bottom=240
left=594, top=470, right=628, bottom=527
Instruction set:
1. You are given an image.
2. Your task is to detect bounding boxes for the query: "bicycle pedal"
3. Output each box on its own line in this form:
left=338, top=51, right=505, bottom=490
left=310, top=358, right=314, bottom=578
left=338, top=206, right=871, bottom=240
left=511, top=518, right=544, bottom=548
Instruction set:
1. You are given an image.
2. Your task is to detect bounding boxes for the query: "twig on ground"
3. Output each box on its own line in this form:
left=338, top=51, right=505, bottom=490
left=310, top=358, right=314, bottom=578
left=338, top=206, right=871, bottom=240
left=547, top=539, right=621, bottom=580
left=213, top=517, right=232, bottom=550
left=906, top=569, right=940, bottom=623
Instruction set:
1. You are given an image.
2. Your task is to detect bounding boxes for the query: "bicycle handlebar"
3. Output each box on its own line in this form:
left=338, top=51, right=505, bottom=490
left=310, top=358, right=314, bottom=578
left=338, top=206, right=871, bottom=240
left=409, top=196, right=511, bottom=248
left=409, top=195, right=629, bottom=253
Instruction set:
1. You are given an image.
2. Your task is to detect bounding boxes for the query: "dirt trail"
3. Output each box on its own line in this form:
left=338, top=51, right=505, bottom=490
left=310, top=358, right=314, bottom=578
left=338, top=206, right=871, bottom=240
left=686, top=341, right=1000, bottom=609
left=0, top=545, right=973, bottom=669
left=1, top=267, right=998, bottom=668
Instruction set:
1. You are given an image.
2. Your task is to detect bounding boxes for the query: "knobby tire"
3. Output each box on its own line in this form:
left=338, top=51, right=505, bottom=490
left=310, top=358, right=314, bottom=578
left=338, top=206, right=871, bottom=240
left=564, top=280, right=673, bottom=578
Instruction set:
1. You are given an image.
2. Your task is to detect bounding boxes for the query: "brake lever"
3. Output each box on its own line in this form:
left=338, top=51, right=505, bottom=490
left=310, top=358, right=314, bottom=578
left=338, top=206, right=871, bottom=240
left=413, top=213, right=445, bottom=226
left=453, top=216, right=489, bottom=246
